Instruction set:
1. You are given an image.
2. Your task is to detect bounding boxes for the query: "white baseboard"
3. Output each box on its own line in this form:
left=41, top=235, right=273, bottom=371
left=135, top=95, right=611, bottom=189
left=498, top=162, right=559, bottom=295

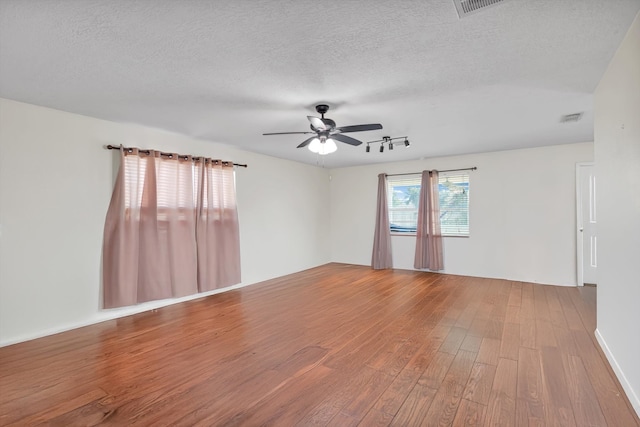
left=0, top=263, right=330, bottom=348
left=0, top=280, right=255, bottom=348
left=595, top=328, right=640, bottom=418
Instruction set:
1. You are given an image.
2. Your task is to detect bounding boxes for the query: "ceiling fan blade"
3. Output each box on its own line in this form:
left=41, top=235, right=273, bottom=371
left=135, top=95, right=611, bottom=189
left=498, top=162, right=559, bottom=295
left=297, top=136, right=317, bottom=148
left=332, top=133, right=363, bottom=146
left=336, top=123, right=383, bottom=133
left=307, top=116, right=327, bottom=131
left=263, top=131, right=315, bottom=135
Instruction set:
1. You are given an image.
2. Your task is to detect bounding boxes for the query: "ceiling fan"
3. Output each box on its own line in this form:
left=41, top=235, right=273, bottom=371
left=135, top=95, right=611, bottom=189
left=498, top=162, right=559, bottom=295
left=263, top=104, right=383, bottom=155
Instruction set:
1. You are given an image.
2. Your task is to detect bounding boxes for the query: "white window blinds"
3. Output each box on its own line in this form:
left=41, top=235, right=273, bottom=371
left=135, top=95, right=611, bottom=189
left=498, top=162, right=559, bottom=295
left=438, top=172, right=470, bottom=236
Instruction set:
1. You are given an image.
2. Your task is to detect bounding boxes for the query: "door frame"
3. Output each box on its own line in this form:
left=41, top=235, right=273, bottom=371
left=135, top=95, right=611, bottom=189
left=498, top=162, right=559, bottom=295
left=576, top=162, right=594, bottom=287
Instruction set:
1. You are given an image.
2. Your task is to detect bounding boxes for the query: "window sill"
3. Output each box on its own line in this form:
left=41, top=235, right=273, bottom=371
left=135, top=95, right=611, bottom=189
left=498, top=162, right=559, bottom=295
left=390, top=232, right=469, bottom=238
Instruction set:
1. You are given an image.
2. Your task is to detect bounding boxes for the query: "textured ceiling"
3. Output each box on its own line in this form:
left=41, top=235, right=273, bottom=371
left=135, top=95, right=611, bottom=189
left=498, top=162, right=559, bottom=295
left=1, top=0, right=638, bottom=168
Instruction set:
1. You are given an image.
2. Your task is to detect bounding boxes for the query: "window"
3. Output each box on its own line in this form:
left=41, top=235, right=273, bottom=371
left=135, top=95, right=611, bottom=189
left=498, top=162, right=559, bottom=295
left=387, top=175, right=421, bottom=233
left=439, top=173, right=470, bottom=236
left=123, top=155, right=237, bottom=221
left=387, top=171, right=470, bottom=236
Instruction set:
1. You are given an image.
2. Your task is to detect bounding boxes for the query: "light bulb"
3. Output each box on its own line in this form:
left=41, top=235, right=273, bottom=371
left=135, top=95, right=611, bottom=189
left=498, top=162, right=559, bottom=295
left=308, top=138, right=321, bottom=153
left=319, top=138, right=337, bottom=155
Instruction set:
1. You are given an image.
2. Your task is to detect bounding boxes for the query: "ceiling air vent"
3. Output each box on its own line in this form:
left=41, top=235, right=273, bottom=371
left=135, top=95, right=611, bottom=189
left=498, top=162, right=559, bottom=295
left=453, top=0, right=510, bottom=18
left=560, top=113, right=583, bottom=123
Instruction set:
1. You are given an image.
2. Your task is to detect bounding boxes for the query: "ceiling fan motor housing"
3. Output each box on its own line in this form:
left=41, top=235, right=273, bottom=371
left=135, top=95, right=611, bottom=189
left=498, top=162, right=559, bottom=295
left=315, top=104, right=330, bottom=115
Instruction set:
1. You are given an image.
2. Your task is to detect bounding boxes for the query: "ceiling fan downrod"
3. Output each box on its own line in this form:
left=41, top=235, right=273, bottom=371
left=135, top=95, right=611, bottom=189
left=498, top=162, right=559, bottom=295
left=315, top=104, right=330, bottom=118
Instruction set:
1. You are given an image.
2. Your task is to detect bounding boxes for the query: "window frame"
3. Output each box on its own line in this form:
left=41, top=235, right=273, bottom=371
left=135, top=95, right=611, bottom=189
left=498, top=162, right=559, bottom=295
left=386, top=171, right=470, bottom=237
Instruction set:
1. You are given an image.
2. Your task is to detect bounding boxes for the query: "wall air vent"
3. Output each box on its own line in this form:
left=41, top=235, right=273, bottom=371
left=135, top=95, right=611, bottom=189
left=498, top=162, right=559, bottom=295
left=453, top=0, right=510, bottom=18
left=560, top=113, right=583, bottom=123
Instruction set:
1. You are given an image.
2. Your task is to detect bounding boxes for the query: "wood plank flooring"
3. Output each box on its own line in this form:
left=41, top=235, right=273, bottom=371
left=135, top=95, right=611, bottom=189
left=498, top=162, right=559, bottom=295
left=1, top=263, right=638, bottom=426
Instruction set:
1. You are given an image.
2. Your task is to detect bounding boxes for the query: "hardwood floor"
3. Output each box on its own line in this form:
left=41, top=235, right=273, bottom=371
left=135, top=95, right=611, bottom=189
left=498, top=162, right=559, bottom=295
left=1, top=263, right=638, bottom=426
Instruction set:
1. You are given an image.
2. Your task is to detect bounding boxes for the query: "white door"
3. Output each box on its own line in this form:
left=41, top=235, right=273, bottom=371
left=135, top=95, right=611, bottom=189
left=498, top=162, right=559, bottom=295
left=577, top=163, right=597, bottom=285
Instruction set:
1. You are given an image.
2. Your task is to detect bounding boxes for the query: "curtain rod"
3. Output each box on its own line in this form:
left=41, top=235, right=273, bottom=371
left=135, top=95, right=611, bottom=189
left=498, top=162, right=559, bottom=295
left=106, top=145, right=248, bottom=168
left=386, top=167, right=477, bottom=177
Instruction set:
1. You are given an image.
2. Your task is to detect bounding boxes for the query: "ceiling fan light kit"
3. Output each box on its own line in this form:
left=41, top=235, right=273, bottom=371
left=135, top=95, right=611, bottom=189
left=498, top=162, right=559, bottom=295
left=262, top=104, right=383, bottom=156
left=308, top=137, right=337, bottom=155
left=366, top=136, right=410, bottom=153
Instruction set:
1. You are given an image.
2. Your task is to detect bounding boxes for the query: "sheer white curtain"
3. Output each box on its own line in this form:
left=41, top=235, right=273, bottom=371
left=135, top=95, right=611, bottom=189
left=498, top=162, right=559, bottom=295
left=372, top=173, right=393, bottom=269
left=103, top=148, right=240, bottom=308
left=414, top=170, right=444, bottom=270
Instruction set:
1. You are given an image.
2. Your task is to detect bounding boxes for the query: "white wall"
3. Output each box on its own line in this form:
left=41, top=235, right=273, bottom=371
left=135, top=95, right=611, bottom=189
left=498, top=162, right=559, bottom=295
left=594, top=12, right=640, bottom=416
left=0, top=98, right=331, bottom=346
left=330, top=142, right=593, bottom=286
